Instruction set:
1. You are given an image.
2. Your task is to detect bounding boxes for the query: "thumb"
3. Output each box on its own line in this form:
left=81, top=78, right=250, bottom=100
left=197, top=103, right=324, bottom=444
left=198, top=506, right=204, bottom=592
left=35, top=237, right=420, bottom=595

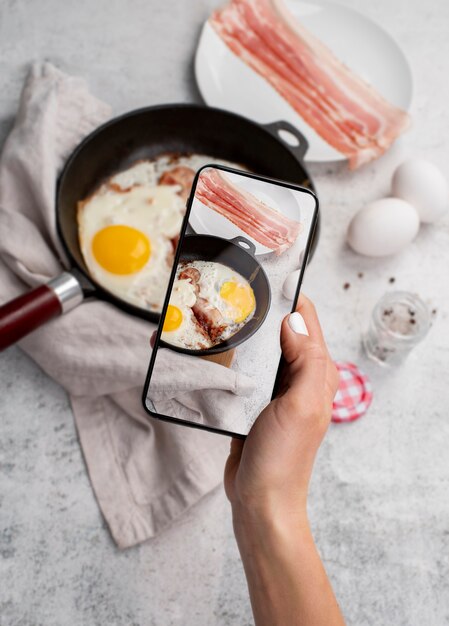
left=280, top=311, right=309, bottom=365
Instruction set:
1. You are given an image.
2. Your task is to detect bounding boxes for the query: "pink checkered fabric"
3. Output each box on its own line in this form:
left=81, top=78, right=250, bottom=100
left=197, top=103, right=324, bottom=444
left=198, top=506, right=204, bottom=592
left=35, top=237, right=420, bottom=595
left=332, top=362, right=373, bottom=423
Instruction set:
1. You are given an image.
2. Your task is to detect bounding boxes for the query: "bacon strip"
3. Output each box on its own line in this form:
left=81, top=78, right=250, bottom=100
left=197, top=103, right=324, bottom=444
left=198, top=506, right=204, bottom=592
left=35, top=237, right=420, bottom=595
left=192, top=297, right=226, bottom=341
left=195, top=169, right=301, bottom=255
left=159, top=166, right=195, bottom=201
left=177, top=264, right=226, bottom=341
left=179, top=266, right=201, bottom=295
left=209, top=0, right=410, bottom=169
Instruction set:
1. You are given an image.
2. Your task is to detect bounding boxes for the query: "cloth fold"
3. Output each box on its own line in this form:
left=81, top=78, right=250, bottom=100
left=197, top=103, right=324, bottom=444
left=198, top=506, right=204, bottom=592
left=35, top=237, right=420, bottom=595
left=0, top=62, right=250, bottom=548
left=150, top=348, right=256, bottom=433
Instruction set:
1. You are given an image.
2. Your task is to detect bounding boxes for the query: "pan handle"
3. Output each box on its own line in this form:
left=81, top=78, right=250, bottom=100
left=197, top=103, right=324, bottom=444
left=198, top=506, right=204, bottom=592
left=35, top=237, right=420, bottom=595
left=0, top=272, right=83, bottom=351
left=262, top=120, right=309, bottom=162
left=230, top=236, right=257, bottom=257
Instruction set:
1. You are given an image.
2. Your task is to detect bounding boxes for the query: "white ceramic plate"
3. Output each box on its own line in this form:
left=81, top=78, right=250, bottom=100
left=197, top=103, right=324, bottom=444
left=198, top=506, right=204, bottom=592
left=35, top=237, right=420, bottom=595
left=189, top=171, right=301, bottom=255
left=195, top=0, right=413, bottom=163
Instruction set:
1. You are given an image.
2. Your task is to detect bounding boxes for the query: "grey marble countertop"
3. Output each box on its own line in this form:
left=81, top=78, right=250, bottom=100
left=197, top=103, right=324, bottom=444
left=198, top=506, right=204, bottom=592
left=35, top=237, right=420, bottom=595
left=1, top=0, right=449, bottom=624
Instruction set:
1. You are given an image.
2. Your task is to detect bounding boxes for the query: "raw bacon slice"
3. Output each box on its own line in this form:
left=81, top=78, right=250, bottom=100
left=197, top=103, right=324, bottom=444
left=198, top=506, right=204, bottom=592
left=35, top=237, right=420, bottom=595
left=209, top=0, right=410, bottom=169
left=159, top=166, right=195, bottom=201
left=195, top=169, right=301, bottom=255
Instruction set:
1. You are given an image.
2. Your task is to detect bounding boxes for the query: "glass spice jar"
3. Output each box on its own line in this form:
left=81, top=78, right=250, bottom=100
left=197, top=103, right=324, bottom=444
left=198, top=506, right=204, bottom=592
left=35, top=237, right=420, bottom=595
left=363, top=291, right=431, bottom=366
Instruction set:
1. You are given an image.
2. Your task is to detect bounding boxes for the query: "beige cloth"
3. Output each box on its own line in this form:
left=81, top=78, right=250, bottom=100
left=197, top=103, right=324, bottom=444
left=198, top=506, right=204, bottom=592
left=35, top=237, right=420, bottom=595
left=150, top=348, right=255, bottom=433
left=0, top=62, right=253, bottom=548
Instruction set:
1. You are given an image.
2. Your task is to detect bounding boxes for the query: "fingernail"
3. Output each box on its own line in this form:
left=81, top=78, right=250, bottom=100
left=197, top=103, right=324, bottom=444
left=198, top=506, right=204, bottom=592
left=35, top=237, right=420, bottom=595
left=288, top=312, right=309, bottom=336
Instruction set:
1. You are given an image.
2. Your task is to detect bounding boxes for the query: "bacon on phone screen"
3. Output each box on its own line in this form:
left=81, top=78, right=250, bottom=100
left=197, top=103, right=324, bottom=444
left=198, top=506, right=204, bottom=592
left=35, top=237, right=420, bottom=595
left=179, top=266, right=201, bottom=295
left=210, top=0, right=410, bottom=169
left=192, top=297, right=226, bottom=341
left=178, top=263, right=226, bottom=340
left=159, top=166, right=195, bottom=201
left=195, top=168, right=301, bottom=255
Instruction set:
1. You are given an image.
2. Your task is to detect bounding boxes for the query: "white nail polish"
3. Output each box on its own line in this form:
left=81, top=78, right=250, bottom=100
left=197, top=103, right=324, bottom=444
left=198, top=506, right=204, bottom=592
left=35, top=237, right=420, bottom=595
left=288, top=312, right=309, bottom=336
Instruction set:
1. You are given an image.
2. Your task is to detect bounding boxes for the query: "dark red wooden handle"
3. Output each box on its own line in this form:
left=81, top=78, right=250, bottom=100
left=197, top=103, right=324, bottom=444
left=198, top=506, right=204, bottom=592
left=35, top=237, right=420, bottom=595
left=0, top=285, right=62, bottom=351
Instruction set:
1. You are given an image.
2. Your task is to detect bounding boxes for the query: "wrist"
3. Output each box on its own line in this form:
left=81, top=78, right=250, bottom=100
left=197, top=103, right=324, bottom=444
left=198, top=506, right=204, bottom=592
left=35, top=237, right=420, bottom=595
left=231, top=500, right=317, bottom=613
left=231, top=498, right=311, bottom=547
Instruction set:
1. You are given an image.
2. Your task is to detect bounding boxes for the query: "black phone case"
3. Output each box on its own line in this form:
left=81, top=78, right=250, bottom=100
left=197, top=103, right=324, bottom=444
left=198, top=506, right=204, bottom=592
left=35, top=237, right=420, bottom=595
left=141, top=164, right=319, bottom=439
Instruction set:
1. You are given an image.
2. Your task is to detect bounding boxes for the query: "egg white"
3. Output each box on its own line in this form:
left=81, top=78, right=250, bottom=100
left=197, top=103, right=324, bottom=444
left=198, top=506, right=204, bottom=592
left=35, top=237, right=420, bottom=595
left=78, top=182, right=184, bottom=311
left=161, top=278, right=209, bottom=348
left=109, top=160, right=160, bottom=189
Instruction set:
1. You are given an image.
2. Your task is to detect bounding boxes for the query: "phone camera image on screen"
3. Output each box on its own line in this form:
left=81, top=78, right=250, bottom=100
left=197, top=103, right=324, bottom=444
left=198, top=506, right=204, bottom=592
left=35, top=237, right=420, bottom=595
left=144, top=165, right=318, bottom=438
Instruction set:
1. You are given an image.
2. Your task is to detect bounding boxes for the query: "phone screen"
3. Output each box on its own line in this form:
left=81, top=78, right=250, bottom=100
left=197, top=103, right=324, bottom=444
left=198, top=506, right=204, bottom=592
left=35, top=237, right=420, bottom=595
left=143, top=165, right=318, bottom=437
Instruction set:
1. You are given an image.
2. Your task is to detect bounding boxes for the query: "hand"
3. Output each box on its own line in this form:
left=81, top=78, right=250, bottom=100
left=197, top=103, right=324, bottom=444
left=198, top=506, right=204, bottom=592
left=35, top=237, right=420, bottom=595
left=225, top=294, right=344, bottom=626
left=224, top=294, right=339, bottom=524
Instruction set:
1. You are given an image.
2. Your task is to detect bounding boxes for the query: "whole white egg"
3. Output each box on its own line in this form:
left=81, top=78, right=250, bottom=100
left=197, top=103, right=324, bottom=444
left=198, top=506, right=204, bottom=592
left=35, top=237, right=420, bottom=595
left=392, top=158, right=448, bottom=223
left=347, top=198, right=420, bottom=257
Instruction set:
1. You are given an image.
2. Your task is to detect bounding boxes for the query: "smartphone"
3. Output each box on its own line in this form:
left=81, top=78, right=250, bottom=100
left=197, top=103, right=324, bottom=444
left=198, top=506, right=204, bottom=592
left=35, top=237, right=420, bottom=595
left=142, top=165, right=319, bottom=438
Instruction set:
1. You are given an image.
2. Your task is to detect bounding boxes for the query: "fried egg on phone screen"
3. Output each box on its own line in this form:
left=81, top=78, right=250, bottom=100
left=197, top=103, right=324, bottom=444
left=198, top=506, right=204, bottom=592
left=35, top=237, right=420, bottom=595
left=161, top=278, right=207, bottom=348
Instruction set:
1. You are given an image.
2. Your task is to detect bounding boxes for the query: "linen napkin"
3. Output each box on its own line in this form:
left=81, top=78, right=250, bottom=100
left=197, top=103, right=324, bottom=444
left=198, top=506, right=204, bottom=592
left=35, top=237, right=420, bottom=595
left=0, top=62, right=254, bottom=548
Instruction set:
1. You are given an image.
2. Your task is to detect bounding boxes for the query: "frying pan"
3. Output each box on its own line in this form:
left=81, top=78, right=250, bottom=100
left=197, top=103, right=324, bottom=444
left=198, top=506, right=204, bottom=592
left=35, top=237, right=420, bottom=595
left=160, top=234, right=271, bottom=355
left=0, top=104, right=318, bottom=351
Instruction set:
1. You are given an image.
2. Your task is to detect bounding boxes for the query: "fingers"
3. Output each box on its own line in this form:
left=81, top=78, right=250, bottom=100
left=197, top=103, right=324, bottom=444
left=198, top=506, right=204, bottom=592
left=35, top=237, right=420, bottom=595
left=280, top=293, right=326, bottom=366
left=223, top=438, right=244, bottom=503
left=294, top=293, right=326, bottom=347
left=280, top=313, right=310, bottom=365
left=282, top=317, right=328, bottom=383
left=279, top=293, right=335, bottom=410
left=290, top=293, right=334, bottom=362
left=229, top=437, right=244, bottom=457
left=279, top=318, right=329, bottom=421
left=150, top=331, right=156, bottom=348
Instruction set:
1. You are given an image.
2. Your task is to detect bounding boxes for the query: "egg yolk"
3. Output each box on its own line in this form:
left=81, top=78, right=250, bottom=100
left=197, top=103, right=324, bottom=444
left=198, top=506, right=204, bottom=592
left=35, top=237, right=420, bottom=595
left=163, top=304, right=183, bottom=332
left=92, top=225, right=151, bottom=274
left=220, top=281, right=255, bottom=323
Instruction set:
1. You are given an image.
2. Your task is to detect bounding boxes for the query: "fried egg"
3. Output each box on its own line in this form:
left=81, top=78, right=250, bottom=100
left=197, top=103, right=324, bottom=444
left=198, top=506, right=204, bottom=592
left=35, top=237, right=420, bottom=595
left=161, top=277, right=208, bottom=348
left=194, top=261, right=256, bottom=326
left=161, top=260, right=256, bottom=350
left=78, top=156, right=244, bottom=313
left=78, top=179, right=184, bottom=311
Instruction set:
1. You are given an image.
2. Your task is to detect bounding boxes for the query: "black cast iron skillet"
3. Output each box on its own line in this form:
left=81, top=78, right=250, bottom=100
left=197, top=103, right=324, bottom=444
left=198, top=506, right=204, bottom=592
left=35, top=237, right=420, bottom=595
left=160, top=234, right=271, bottom=355
left=0, top=104, right=318, bottom=350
